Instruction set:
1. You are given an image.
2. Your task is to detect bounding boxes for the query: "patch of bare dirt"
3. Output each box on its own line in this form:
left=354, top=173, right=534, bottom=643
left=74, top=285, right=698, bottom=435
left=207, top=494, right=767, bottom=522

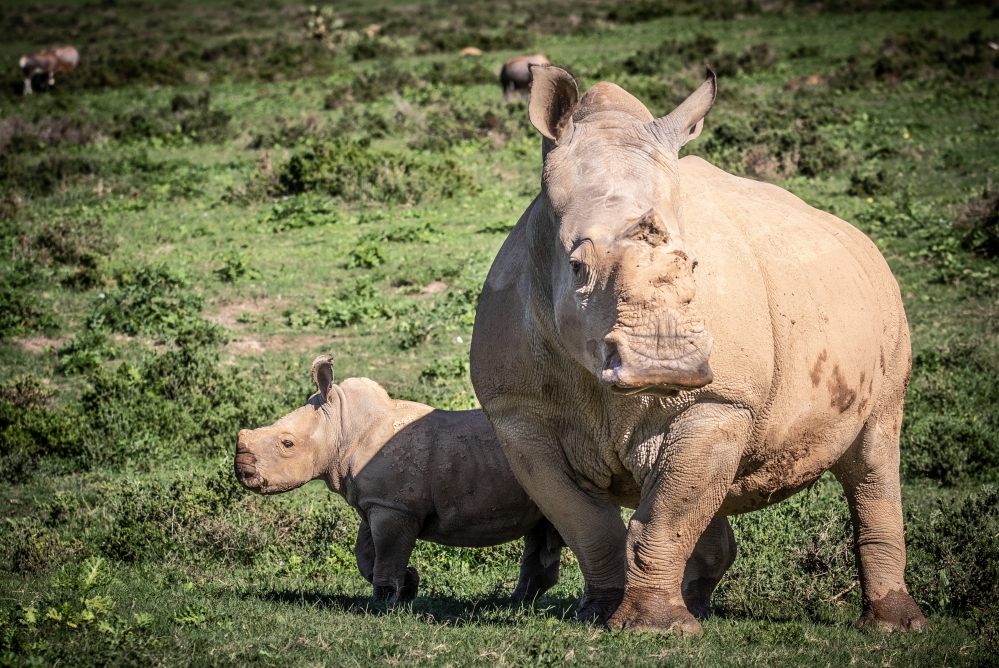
left=420, top=281, right=448, bottom=295
left=226, top=334, right=333, bottom=356
left=14, top=336, right=67, bottom=354
left=203, top=297, right=278, bottom=329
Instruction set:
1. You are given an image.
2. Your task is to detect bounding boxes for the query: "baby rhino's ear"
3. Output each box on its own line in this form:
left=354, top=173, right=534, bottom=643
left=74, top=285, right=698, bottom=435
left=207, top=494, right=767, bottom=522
left=311, top=354, right=335, bottom=401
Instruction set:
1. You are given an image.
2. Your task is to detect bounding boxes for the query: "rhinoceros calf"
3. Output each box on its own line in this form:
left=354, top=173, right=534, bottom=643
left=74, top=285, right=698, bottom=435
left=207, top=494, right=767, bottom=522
left=499, top=54, right=550, bottom=101
left=470, top=66, right=928, bottom=634
left=235, top=354, right=564, bottom=603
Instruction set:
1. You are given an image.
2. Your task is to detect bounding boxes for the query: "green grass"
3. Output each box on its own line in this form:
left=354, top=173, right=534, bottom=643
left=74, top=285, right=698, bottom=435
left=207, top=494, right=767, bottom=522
left=2, top=0, right=999, bottom=665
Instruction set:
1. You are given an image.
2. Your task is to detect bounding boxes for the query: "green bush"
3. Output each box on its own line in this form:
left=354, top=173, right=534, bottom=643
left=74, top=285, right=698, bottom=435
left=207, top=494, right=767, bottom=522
left=907, top=486, right=999, bottom=651
left=97, top=462, right=358, bottom=569
left=81, top=330, right=290, bottom=466
left=57, top=329, right=116, bottom=375
left=264, top=196, right=341, bottom=231
left=215, top=251, right=261, bottom=283
left=848, top=167, right=896, bottom=197
left=713, top=476, right=858, bottom=624
left=955, top=184, right=999, bottom=257
left=0, top=376, right=86, bottom=483
left=901, top=345, right=999, bottom=486
left=277, top=138, right=477, bottom=205
left=87, top=264, right=211, bottom=339
left=0, top=287, right=57, bottom=340
left=304, top=277, right=396, bottom=329
left=348, top=240, right=387, bottom=268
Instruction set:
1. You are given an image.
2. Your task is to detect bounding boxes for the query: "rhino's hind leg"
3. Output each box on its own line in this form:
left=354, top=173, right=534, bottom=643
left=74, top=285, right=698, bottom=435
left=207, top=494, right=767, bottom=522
left=399, top=567, right=420, bottom=602
left=681, top=516, right=736, bottom=618
left=511, top=519, right=564, bottom=603
left=832, top=410, right=928, bottom=632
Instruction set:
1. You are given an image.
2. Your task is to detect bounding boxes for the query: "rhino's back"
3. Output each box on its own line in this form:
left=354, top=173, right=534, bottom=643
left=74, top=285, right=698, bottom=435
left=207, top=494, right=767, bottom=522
left=678, top=156, right=908, bottom=500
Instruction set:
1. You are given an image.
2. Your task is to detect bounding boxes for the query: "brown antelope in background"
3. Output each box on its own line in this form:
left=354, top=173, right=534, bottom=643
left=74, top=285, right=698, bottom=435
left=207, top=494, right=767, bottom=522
left=20, top=46, right=79, bottom=95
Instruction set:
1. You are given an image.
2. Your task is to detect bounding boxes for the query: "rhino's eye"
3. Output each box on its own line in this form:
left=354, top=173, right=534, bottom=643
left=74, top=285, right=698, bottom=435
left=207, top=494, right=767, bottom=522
left=570, top=259, right=582, bottom=275
left=281, top=439, right=295, bottom=449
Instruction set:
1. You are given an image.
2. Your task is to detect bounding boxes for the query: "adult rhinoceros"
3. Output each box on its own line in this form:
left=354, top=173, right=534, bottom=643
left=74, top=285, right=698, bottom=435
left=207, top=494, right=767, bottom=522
left=469, top=65, right=927, bottom=635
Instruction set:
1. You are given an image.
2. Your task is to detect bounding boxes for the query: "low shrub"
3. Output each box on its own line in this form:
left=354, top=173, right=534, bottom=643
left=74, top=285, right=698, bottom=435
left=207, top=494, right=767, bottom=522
left=0, top=287, right=57, bottom=340
left=114, top=91, right=231, bottom=146
left=417, top=28, right=532, bottom=54
left=423, top=60, right=495, bottom=87
left=57, top=329, right=116, bottom=375
left=277, top=137, right=477, bottom=205
left=901, top=344, right=999, bottom=486
left=28, top=215, right=116, bottom=290
left=0, top=376, right=85, bottom=483
left=81, top=328, right=293, bottom=466
left=86, top=264, right=210, bottom=339
left=713, top=476, right=858, bottom=623
left=308, top=278, right=395, bottom=329
left=0, top=116, right=95, bottom=154
left=0, top=151, right=102, bottom=198
left=263, top=196, right=341, bottom=231
left=98, top=462, right=359, bottom=568
left=325, top=64, right=416, bottom=105
left=215, top=251, right=261, bottom=283
left=848, top=167, right=896, bottom=197
left=623, top=34, right=777, bottom=78
left=955, top=184, right=999, bottom=257
left=348, top=239, right=387, bottom=268
left=907, top=486, right=999, bottom=651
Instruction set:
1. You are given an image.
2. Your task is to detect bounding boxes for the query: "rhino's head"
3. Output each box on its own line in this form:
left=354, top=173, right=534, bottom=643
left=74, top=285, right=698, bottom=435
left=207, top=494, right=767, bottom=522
left=528, top=66, right=717, bottom=396
left=235, top=355, right=338, bottom=494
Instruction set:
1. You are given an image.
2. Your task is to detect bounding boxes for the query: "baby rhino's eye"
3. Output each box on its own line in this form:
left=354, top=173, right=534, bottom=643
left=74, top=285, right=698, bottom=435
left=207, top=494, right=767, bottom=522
left=281, top=439, right=295, bottom=449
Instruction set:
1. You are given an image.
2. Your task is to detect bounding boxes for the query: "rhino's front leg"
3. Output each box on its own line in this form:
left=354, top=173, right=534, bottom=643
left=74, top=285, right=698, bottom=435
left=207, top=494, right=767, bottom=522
left=365, top=506, right=421, bottom=602
left=607, top=404, right=749, bottom=635
left=495, top=422, right=628, bottom=624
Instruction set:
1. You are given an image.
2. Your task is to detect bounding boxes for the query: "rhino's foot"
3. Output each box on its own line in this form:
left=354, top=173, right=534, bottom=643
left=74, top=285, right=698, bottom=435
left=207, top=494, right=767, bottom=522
left=372, top=567, right=420, bottom=603
left=574, top=588, right=624, bottom=625
left=606, top=587, right=702, bottom=636
left=681, top=577, right=717, bottom=619
left=400, top=567, right=420, bottom=602
left=855, top=589, right=928, bottom=632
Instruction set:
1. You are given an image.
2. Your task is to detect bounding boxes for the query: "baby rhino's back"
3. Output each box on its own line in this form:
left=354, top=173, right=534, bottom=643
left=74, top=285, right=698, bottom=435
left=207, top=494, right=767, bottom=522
left=411, top=409, right=544, bottom=547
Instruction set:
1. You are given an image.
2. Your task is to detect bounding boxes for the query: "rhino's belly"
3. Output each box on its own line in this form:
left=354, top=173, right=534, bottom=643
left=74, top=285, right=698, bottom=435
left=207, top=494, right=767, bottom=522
left=420, top=502, right=543, bottom=548
left=716, top=420, right=860, bottom=516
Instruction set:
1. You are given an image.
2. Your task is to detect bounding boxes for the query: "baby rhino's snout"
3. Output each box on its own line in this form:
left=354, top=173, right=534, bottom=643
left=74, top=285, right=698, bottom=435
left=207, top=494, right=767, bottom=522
left=235, top=429, right=263, bottom=491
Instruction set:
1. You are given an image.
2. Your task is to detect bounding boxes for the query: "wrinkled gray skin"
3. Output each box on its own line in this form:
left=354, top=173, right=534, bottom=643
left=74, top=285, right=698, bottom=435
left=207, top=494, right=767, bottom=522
left=470, top=66, right=927, bottom=634
left=499, top=54, right=550, bottom=101
left=236, top=355, right=564, bottom=603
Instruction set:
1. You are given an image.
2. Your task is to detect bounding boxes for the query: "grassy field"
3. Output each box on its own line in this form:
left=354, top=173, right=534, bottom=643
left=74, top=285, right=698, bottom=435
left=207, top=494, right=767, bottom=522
left=2, top=0, right=999, bottom=665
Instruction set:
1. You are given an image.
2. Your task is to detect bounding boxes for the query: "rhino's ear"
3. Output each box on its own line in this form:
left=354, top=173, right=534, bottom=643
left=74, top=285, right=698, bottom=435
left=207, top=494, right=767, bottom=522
left=528, top=65, right=578, bottom=144
left=652, top=67, right=717, bottom=150
left=311, top=354, right=335, bottom=402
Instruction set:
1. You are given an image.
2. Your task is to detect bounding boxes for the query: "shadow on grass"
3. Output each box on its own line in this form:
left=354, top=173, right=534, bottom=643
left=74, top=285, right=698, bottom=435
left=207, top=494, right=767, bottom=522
left=249, top=588, right=580, bottom=627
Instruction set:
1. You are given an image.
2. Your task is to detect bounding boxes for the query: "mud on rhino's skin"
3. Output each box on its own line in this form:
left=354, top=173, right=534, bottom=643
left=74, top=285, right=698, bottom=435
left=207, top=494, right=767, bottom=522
left=235, top=354, right=564, bottom=604
left=469, top=65, right=928, bottom=634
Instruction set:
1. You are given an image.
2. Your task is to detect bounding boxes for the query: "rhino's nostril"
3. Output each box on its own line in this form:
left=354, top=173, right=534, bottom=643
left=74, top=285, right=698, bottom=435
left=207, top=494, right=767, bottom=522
left=600, top=340, right=623, bottom=384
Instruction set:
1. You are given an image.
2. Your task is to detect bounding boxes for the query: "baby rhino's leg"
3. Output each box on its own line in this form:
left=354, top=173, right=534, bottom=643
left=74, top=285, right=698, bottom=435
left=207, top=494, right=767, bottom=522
left=358, top=519, right=419, bottom=599
left=366, top=507, right=421, bottom=602
left=511, top=519, right=564, bottom=603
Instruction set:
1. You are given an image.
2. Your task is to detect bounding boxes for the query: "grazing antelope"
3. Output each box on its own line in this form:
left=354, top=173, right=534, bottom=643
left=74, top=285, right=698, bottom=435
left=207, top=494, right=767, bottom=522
left=19, top=46, right=79, bottom=95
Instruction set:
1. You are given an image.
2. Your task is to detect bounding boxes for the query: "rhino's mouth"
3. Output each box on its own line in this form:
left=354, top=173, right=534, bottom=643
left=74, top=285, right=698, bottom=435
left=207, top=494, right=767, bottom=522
left=599, top=324, right=713, bottom=394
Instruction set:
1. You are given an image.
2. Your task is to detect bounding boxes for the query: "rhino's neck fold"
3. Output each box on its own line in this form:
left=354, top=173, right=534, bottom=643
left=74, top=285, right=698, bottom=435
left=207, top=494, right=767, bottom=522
left=319, top=383, right=352, bottom=494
